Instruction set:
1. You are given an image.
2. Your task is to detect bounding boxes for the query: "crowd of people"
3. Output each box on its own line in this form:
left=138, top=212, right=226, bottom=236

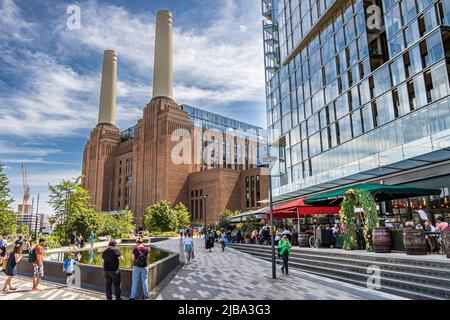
left=1, top=236, right=46, bottom=292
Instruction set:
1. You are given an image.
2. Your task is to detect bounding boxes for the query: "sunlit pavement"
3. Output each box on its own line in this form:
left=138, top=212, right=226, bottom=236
left=0, top=274, right=103, bottom=300
left=152, top=238, right=407, bottom=300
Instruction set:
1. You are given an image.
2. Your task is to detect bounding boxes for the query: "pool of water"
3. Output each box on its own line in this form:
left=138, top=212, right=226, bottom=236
left=44, top=245, right=169, bottom=269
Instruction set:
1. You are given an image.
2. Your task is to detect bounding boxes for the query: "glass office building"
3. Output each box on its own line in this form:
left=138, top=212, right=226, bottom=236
left=262, top=0, right=450, bottom=209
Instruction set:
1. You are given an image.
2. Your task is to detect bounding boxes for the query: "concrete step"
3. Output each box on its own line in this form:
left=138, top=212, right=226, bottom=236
left=229, top=244, right=450, bottom=300
left=231, top=243, right=450, bottom=270
left=231, top=245, right=450, bottom=280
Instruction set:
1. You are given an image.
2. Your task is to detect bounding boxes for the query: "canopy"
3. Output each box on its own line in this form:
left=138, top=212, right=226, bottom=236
left=229, top=207, right=268, bottom=223
left=267, top=198, right=340, bottom=219
left=304, top=183, right=441, bottom=206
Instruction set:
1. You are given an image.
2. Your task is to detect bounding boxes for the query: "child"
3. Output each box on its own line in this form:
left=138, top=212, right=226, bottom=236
left=63, top=253, right=77, bottom=286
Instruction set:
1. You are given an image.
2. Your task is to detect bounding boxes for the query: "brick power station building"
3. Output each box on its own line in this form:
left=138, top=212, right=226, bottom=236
left=81, top=11, right=268, bottom=226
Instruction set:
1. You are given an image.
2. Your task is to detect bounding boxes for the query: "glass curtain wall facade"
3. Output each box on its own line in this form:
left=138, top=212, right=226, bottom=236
left=262, top=0, right=450, bottom=200
left=180, top=104, right=268, bottom=168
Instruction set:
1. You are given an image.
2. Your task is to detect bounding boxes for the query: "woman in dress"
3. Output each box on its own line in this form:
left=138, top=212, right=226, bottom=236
left=2, top=244, right=23, bottom=291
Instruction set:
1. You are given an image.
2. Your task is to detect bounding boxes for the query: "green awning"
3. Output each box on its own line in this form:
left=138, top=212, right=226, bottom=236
left=304, top=183, right=441, bottom=206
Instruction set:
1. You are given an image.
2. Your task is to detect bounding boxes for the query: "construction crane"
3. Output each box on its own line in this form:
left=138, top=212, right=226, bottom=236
left=20, top=164, right=31, bottom=215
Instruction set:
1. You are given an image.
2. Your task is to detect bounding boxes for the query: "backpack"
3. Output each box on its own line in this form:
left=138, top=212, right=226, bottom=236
left=134, top=248, right=147, bottom=267
left=28, top=248, right=36, bottom=263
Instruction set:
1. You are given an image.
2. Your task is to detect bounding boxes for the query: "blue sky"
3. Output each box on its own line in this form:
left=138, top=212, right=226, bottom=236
left=0, top=0, right=266, bottom=214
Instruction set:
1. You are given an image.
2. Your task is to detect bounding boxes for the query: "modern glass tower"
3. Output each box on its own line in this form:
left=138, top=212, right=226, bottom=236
left=262, top=0, right=450, bottom=212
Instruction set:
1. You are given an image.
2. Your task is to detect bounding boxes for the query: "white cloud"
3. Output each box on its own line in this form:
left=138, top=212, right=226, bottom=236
left=0, top=0, right=265, bottom=140
left=0, top=140, right=61, bottom=157
left=0, top=0, right=35, bottom=42
left=58, top=0, right=265, bottom=107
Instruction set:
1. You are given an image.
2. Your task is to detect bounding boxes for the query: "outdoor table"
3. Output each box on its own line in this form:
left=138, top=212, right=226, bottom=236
left=424, top=232, right=441, bottom=236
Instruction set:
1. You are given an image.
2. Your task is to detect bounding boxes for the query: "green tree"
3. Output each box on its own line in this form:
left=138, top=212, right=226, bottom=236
left=16, top=224, right=29, bottom=235
left=217, top=209, right=240, bottom=230
left=48, top=176, right=97, bottom=243
left=0, top=164, right=16, bottom=236
left=142, top=201, right=177, bottom=232
left=98, top=209, right=134, bottom=238
left=173, top=202, right=190, bottom=229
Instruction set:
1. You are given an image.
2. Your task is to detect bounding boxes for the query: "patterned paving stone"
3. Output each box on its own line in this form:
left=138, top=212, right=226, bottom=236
left=153, top=238, right=406, bottom=300
left=0, top=274, right=103, bottom=300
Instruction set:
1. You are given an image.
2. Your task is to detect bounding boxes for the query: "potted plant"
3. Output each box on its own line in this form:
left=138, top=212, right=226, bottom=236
left=244, top=231, right=251, bottom=244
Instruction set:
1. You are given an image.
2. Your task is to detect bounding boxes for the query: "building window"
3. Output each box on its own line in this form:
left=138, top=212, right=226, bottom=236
left=234, top=139, right=238, bottom=169
left=245, top=177, right=250, bottom=208
left=195, top=199, right=198, bottom=221
left=256, top=175, right=261, bottom=206
left=222, top=138, right=226, bottom=167
left=251, top=176, right=255, bottom=208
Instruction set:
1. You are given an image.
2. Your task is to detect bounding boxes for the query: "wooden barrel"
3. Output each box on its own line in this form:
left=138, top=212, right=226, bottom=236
left=442, top=229, right=450, bottom=259
left=298, top=232, right=309, bottom=247
left=403, top=228, right=427, bottom=255
left=372, top=227, right=392, bottom=253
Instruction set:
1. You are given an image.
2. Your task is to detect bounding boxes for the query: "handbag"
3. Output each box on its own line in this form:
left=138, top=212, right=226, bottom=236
left=191, top=250, right=195, bottom=259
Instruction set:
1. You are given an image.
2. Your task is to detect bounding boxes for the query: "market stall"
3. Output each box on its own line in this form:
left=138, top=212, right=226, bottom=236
left=305, top=183, right=444, bottom=254
left=269, top=198, right=340, bottom=247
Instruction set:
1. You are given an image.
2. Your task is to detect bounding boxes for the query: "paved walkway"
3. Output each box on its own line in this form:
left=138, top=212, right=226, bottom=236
left=0, top=274, right=103, bottom=300
left=152, top=238, right=406, bottom=300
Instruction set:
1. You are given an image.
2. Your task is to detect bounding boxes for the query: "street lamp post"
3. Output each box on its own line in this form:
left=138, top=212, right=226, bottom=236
left=261, top=155, right=277, bottom=280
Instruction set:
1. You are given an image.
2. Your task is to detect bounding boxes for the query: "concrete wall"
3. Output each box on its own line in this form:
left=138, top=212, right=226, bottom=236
left=16, top=245, right=178, bottom=298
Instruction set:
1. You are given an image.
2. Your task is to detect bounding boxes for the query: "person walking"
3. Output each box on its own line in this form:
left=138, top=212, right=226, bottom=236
left=89, top=231, right=95, bottom=249
left=0, top=238, right=7, bottom=272
left=63, top=252, right=77, bottom=287
left=129, top=238, right=149, bottom=300
left=219, top=229, right=228, bottom=252
left=101, top=240, right=123, bottom=300
left=79, top=234, right=85, bottom=248
left=2, top=244, right=23, bottom=291
left=31, top=238, right=45, bottom=291
left=68, top=231, right=76, bottom=250
left=278, top=234, right=292, bottom=276
left=198, top=226, right=203, bottom=239
left=184, top=233, right=194, bottom=264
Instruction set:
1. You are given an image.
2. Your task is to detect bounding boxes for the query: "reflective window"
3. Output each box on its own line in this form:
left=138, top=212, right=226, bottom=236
left=388, top=31, right=405, bottom=58
left=441, top=0, right=450, bottom=25
left=351, top=110, right=363, bottom=137
left=428, top=61, right=450, bottom=102
left=321, top=128, right=329, bottom=151
left=351, top=86, right=360, bottom=110
left=335, top=94, right=349, bottom=119
left=390, top=56, right=406, bottom=86
left=359, top=78, right=371, bottom=105
left=425, top=30, right=444, bottom=66
left=408, top=44, right=423, bottom=77
left=362, top=103, right=374, bottom=132
left=404, top=19, right=420, bottom=47
left=401, top=0, right=418, bottom=24
left=396, top=83, right=411, bottom=116
left=382, top=0, right=397, bottom=12
left=413, top=74, right=428, bottom=108
left=309, top=132, right=321, bottom=157
left=373, top=65, right=391, bottom=97
left=374, top=92, right=395, bottom=127
left=338, top=115, right=352, bottom=143
left=386, top=4, right=402, bottom=38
